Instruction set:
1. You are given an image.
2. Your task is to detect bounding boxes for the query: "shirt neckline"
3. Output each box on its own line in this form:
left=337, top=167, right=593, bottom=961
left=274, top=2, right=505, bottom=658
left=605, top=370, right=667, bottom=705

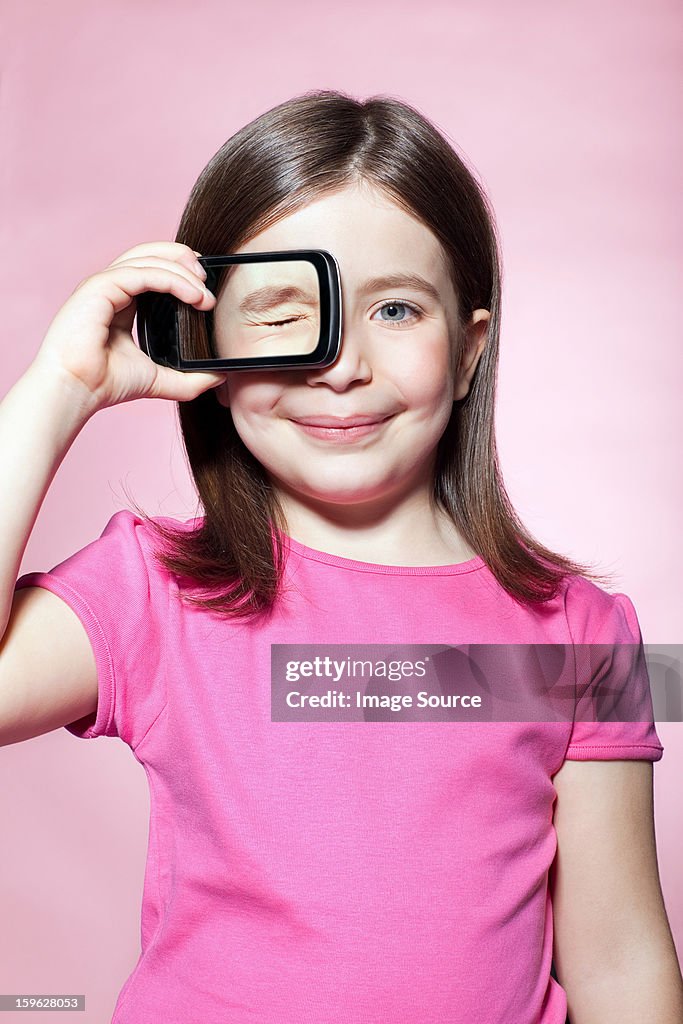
left=277, top=531, right=487, bottom=576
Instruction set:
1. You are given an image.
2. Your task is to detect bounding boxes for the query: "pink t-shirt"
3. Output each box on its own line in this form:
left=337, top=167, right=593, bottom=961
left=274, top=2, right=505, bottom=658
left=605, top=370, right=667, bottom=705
left=15, top=510, right=663, bottom=1024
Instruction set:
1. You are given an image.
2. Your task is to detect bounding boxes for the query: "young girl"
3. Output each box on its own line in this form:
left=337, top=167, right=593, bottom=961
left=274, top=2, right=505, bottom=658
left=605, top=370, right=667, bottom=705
left=1, top=91, right=681, bottom=1023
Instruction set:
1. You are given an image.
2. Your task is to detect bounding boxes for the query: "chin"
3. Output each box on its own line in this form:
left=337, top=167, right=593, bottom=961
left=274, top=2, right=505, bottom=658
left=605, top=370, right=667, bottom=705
left=291, top=477, right=396, bottom=505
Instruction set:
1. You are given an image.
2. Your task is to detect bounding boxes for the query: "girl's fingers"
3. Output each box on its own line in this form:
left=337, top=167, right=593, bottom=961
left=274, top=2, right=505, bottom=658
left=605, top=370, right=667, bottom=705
left=107, top=242, right=208, bottom=281
left=151, top=364, right=228, bottom=403
left=108, top=240, right=201, bottom=265
left=106, top=253, right=209, bottom=298
left=78, top=265, right=214, bottom=316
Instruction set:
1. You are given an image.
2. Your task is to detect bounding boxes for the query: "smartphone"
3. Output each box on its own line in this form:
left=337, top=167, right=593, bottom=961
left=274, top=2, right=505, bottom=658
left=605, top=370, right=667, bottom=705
left=135, top=249, right=342, bottom=372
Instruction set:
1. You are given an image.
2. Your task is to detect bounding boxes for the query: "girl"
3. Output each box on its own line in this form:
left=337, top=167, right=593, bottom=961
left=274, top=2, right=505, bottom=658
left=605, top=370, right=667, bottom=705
left=1, top=90, right=681, bottom=1023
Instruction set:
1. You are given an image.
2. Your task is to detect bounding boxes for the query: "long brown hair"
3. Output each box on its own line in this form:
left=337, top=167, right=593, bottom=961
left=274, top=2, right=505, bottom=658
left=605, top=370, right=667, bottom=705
left=130, top=88, right=615, bottom=617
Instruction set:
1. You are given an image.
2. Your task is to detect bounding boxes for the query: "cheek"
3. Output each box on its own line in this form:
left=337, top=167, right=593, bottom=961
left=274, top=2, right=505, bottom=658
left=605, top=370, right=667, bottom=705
left=220, top=375, right=283, bottom=432
left=397, top=328, right=454, bottom=402
left=224, top=372, right=279, bottom=408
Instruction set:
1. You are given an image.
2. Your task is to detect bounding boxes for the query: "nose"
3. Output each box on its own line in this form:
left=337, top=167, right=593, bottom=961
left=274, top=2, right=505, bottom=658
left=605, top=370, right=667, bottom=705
left=304, top=315, right=372, bottom=391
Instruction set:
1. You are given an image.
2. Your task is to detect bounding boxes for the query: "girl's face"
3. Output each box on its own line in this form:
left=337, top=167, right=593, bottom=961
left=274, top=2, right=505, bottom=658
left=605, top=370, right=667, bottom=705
left=214, top=182, right=489, bottom=520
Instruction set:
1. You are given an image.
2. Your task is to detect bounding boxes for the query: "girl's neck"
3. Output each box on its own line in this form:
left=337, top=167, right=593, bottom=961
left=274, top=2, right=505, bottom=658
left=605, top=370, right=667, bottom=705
left=275, top=491, right=477, bottom=567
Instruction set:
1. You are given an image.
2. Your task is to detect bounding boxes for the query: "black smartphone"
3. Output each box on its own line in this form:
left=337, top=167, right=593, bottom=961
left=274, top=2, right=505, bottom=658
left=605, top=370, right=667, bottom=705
left=135, top=249, right=342, bottom=372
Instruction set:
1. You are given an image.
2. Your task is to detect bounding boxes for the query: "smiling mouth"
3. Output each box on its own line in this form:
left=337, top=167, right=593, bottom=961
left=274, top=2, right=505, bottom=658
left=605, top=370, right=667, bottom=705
left=290, top=414, right=394, bottom=442
left=291, top=414, right=393, bottom=428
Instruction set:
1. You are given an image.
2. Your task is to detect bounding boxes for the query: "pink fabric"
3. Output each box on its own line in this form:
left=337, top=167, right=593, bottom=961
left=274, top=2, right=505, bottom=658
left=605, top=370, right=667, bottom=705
left=15, top=510, right=663, bottom=1023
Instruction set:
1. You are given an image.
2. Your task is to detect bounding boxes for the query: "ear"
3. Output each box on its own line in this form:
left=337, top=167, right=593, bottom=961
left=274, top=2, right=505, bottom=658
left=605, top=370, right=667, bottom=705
left=453, top=309, right=490, bottom=402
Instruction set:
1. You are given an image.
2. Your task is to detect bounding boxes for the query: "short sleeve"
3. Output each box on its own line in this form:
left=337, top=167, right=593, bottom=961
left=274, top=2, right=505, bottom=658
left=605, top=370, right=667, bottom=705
left=13, top=510, right=169, bottom=748
left=563, top=579, right=664, bottom=762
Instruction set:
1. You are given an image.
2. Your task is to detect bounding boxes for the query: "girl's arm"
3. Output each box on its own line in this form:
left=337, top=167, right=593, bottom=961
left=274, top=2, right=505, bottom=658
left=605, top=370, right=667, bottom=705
left=0, top=365, right=102, bottom=745
left=0, top=242, right=221, bottom=746
left=550, top=758, right=683, bottom=1023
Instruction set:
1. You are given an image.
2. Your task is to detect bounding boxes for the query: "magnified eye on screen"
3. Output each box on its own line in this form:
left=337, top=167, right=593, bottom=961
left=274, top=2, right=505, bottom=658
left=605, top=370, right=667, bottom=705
left=211, top=260, right=320, bottom=360
left=135, top=249, right=342, bottom=373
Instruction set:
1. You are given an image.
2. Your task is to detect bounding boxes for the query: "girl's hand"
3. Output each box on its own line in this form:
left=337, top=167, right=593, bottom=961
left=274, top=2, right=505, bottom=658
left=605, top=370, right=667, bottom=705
left=30, top=242, right=226, bottom=415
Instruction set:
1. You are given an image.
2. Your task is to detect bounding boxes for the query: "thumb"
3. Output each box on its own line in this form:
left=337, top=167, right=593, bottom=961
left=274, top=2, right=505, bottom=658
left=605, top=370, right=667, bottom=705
left=155, top=366, right=228, bottom=402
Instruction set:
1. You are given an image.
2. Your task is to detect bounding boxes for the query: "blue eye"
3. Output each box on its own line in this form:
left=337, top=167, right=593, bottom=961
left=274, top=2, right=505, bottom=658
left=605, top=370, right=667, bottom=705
left=372, top=300, right=422, bottom=327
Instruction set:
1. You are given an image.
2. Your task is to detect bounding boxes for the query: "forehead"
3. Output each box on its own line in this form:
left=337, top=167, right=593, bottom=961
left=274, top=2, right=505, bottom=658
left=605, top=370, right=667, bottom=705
left=237, top=183, right=454, bottom=302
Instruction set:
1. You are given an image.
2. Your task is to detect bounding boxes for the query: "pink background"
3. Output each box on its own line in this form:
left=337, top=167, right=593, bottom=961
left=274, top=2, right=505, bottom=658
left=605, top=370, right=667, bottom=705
left=1, top=0, right=681, bottom=1018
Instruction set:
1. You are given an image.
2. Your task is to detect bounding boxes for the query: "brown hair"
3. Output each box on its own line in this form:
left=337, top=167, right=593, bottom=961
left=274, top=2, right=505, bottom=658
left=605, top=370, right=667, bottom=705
left=130, top=88, right=615, bottom=617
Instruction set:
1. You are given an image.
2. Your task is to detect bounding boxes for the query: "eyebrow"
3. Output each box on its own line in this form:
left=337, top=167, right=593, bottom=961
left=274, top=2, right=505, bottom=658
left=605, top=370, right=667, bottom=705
left=358, top=273, right=441, bottom=302
left=238, top=285, right=318, bottom=314
left=235, top=273, right=442, bottom=315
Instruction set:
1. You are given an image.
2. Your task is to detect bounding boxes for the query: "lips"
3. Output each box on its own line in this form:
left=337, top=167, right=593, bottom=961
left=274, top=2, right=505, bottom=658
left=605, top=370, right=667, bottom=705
left=291, top=414, right=391, bottom=428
